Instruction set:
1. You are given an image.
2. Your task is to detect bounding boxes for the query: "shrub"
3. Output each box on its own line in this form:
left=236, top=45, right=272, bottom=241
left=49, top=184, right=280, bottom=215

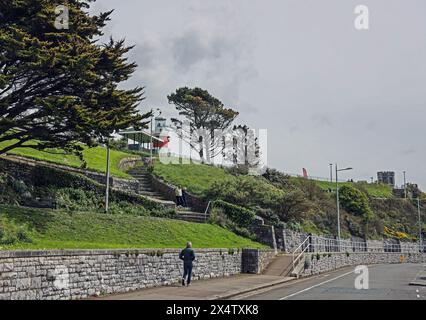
left=212, top=200, right=256, bottom=227
left=0, top=216, right=32, bottom=245
left=339, top=185, right=374, bottom=220
left=208, top=207, right=256, bottom=240
left=304, top=257, right=311, bottom=269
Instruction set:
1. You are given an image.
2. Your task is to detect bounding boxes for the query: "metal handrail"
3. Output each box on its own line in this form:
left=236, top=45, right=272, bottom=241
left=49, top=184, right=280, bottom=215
left=204, top=201, right=212, bottom=222
left=290, top=236, right=425, bottom=276
left=292, top=236, right=311, bottom=270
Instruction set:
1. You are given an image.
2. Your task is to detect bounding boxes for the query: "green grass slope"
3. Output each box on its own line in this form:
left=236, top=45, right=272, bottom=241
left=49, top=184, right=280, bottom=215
left=153, top=161, right=230, bottom=196
left=0, top=205, right=265, bottom=250
left=0, top=140, right=135, bottom=179
left=154, top=161, right=393, bottom=199
left=298, top=178, right=393, bottom=198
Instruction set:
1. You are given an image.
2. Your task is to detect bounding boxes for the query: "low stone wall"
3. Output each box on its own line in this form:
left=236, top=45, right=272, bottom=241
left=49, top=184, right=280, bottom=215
left=241, top=249, right=276, bottom=274
left=250, top=225, right=278, bottom=252
left=0, top=248, right=276, bottom=300
left=0, top=155, right=140, bottom=194
left=118, top=157, right=140, bottom=171
left=301, top=252, right=426, bottom=277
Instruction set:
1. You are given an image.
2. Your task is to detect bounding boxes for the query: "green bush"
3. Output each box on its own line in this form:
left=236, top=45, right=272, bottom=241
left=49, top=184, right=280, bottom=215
left=206, top=176, right=285, bottom=209
left=0, top=216, right=32, bottom=245
left=339, top=185, right=374, bottom=220
left=208, top=207, right=256, bottom=240
left=213, top=200, right=256, bottom=227
left=56, top=188, right=102, bottom=211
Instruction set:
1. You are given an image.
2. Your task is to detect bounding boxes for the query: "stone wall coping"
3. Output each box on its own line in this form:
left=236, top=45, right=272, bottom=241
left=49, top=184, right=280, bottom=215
left=0, top=248, right=273, bottom=259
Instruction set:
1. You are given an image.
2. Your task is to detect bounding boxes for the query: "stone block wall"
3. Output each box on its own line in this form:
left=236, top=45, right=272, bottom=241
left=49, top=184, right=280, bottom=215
left=300, top=252, right=426, bottom=277
left=250, top=225, right=277, bottom=251
left=241, top=249, right=276, bottom=274
left=0, top=156, right=140, bottom=194
left=0, top=248, right=250, bottom=300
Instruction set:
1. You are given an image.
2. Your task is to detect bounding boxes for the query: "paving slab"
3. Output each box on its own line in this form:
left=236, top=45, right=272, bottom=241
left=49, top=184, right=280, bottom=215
left=92, top=274, right=294, bottom=300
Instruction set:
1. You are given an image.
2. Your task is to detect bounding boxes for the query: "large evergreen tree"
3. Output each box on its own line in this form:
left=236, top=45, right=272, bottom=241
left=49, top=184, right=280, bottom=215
left=0, top=0, right=149, bottom=155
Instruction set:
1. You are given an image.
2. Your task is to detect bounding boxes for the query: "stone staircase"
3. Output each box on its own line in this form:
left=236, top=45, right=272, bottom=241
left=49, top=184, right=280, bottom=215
left=127, top=165, right=209, bottom=223
left=262, top=254, right=295, bottom=277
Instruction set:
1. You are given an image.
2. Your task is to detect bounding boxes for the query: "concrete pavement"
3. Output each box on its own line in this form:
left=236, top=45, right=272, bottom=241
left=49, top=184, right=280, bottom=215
left=232, top=263, right=426, bottom=300
left=92, top=274, right=294, bottom=300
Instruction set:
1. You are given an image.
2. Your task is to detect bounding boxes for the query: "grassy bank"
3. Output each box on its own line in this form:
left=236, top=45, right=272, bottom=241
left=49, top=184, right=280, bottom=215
left=0, top=140, right=136, bottom=179
left=301, top=178, right=393, bottom=198
left=153, top=161, right=230, bottom=196
left=0, top=205, right=265, bottom=250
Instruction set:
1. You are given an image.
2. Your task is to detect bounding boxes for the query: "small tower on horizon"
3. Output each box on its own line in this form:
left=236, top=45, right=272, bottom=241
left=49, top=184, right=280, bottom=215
left=377, top=171, right=395, bottom=187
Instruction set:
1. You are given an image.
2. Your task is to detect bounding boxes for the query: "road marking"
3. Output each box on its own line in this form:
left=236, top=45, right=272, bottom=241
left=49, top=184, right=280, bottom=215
left=278, top=270, right=355, bottom=300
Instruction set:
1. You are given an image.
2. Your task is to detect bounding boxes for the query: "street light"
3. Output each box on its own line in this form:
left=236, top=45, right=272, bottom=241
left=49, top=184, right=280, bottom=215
left=150, top=108, right=162, bottom=164
left=329, top=164, right=333, bottom=182
left=403, top=171, right=407, bottom=199
left=417, top=198, right=423, bottom=252
left=105, top=138, right=111, bottom=213
left=335, top=164, right=353, bottom=240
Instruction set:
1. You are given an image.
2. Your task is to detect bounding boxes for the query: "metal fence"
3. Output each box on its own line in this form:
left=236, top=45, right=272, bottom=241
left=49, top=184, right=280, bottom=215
left=296, top=235, right=425, bottom=254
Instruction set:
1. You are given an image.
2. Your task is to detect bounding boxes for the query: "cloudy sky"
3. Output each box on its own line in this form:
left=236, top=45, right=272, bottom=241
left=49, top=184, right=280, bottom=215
left=91, top=0, right=426, bottom=188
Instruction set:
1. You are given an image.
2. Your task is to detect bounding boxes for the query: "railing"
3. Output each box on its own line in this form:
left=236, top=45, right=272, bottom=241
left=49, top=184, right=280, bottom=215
left=291, top=236, right=426, bottom=275
left=204, top=201, right=212, bottom=222
left=292, top=236, right=311, bottom=271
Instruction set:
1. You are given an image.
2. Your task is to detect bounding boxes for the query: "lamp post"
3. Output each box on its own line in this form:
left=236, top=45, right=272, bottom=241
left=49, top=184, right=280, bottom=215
left=150, top=108, right=162, bottom=164
left=335, top=164, right=353, bottom=240
left=417, top=198, right=423, bottom=252
left=105, top=139, right=111, bottom=213
left=329, top=163, right=333, bottom=182
left=403, top=171, right=407, bottom=199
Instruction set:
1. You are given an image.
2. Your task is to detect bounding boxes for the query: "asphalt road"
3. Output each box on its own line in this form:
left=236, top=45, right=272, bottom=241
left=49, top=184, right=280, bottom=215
left=233, top=263, right=426, bottom=300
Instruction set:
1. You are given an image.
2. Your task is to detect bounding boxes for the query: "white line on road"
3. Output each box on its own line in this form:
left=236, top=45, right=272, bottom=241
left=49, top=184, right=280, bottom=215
left=278, top=270, right=355, bottom=300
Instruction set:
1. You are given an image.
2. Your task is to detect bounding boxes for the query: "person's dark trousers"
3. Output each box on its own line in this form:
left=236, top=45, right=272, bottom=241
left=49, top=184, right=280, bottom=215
left=182, top=193, right=188, bottom=207
left=183, top=263, right=193, bottom=285
left=176, top=196, right=181, bottom=206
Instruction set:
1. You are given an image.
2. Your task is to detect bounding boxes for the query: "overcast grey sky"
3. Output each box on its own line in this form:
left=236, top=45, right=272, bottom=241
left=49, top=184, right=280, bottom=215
left=91, top=0, right=426, bottom=188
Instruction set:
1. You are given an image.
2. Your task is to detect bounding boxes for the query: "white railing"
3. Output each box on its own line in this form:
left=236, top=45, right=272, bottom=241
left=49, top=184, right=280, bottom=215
left=291, top=236, right=425, bottom=275
left=204, top=201, right=212, bottom=222
left=292, top=236, right=311, bottom=271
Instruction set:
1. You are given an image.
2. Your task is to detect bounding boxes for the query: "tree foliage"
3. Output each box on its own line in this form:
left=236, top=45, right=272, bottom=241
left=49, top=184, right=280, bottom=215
left=0, top=0, right=149, bottom=155
left=168, top=87, right=238, bottom=163
left=339, top=185, right=373, bottom=220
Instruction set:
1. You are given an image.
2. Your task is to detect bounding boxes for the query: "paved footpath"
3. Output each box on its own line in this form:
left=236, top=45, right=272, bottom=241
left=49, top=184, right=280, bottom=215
left=92, top=274, right=294, bottom=300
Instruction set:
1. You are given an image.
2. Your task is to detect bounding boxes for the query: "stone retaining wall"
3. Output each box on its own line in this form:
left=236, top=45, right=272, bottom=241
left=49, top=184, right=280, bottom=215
left=0, top=155, right=140, bottom=194
left=0, top=248, right=274, bottom=300
left=301, top=252, right=426, bottom=277
left=241, top=249, right=276, bottom=274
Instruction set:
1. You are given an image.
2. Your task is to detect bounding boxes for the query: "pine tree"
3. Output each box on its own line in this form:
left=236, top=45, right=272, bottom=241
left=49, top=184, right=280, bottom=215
left=0, top=0, right=150, bottom=155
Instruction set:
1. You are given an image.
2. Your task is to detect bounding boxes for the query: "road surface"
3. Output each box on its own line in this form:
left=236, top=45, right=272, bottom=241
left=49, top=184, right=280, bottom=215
left=233, top=263, right=426, bottom=300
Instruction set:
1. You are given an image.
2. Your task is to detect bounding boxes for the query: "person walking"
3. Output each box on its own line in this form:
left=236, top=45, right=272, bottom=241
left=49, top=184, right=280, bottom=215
left=179, top=241, right=195, bottom=286
left=181, top=187, right=188, bottom=207
left=175, top=186, right=182, bottom=206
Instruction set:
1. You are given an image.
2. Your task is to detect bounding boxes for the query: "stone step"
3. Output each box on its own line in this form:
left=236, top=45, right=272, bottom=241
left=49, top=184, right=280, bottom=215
left=141, top=196, right=176, bottom=208
left=138, top=191, right=164, bottom=197
left=131, top=175, right=151, bottom=179
left=177, top=211, right=207, bottom=217
left=173, top=216, right=207, bottom=223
